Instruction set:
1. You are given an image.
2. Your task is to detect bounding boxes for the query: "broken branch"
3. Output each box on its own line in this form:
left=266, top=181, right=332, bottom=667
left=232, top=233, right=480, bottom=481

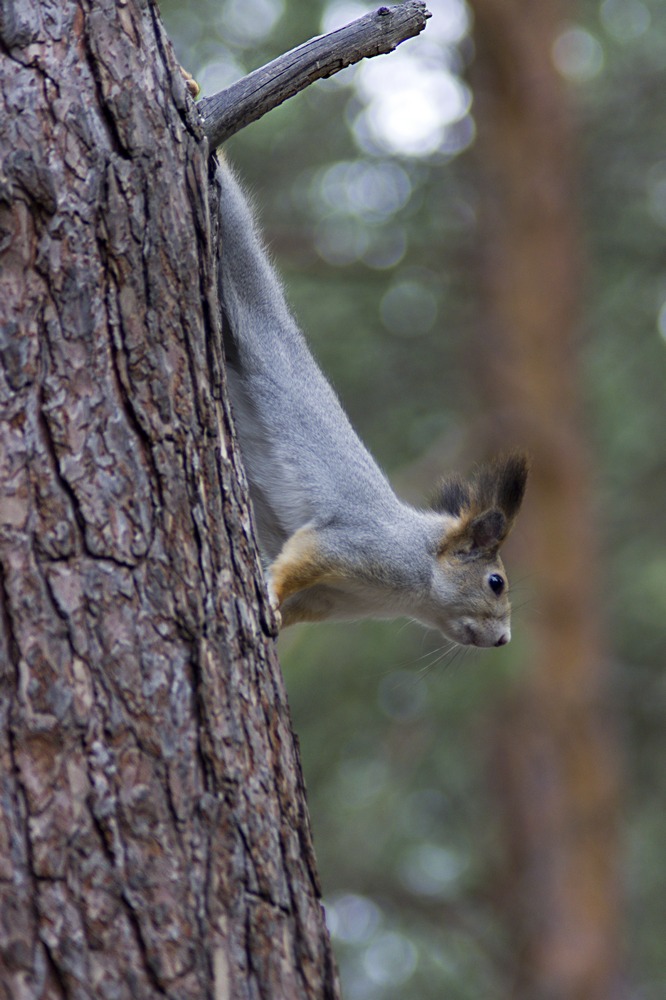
left=199, top=2, right=431, bottom=148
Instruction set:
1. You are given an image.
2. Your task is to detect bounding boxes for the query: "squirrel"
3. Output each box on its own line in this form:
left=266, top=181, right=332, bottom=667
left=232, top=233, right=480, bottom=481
left=216, top=158, right=528, bottom=647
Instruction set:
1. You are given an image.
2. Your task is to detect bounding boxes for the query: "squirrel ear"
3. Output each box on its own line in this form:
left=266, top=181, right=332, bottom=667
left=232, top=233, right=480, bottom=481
left=433, top=451, right=528, bottom=554
left=495, top=451, right=529, bottom=524
left=442, top=508, right=507, bottom=559
left=469, top=509, right=507, bottom=552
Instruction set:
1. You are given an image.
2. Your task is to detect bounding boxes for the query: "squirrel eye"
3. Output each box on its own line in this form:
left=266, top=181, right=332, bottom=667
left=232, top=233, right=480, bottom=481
left=488, top=573, right=505, bottom=595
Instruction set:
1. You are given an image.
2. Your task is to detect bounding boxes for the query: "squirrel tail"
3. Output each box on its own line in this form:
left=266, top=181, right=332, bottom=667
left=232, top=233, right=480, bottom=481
left=215, top=160, right=297, bottom=357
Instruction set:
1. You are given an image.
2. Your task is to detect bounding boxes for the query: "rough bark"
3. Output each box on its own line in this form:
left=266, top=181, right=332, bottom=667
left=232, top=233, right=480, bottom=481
left=0, top=1, right=339, bottom=997
left=467, top=2, right=624, bottom=998
left=198, top=0, right=432, bottom=148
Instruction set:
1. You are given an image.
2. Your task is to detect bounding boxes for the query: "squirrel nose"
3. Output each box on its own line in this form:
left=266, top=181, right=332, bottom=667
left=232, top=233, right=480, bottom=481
left=494, top=631, right=510, bottom=647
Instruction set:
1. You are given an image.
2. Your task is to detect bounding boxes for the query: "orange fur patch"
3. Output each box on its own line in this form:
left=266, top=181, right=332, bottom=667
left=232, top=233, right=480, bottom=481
left=269, top=526, right=332, bottom=604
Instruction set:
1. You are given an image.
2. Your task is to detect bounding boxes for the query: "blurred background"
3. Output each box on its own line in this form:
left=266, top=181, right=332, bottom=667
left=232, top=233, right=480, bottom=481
left=159, top=1, right=665, bottom=997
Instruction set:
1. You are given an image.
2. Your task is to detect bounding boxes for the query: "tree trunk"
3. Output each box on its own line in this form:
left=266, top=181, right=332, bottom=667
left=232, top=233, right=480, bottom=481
left=467, top=2, right=625, bottom=998
left=0, top=2, right=338, bottom=997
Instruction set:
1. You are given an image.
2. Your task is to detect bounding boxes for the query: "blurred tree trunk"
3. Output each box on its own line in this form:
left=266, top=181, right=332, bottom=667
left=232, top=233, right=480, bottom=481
left=467, top=2, right=625, bottom=998
left=0, top=2, right=338, bottom=998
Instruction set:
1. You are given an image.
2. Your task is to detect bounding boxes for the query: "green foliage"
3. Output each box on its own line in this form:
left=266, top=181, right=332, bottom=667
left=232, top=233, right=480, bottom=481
left=281, top=621, right=520, bottom=999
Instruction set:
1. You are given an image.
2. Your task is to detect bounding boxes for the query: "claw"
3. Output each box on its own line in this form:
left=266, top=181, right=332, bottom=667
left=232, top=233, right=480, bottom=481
left=179, top=65, right=200, bottom=99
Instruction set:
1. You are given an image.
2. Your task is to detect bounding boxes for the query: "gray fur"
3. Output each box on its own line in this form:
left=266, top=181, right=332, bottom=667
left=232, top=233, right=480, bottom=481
left=216, top=160, right=526, bottom=646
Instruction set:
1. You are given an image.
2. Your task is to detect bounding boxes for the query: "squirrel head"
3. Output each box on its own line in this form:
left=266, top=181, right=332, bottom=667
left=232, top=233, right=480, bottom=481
left=427, top=452, right=529, bottom=647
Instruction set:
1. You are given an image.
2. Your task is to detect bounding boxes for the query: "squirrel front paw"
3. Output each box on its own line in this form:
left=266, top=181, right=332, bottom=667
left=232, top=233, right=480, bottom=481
left=267, top=583, right=282, bottom=632
left=179, top=66, right=200, bottom=98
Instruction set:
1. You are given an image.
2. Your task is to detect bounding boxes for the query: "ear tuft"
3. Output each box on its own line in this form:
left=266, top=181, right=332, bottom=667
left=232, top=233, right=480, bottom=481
left=431, top=474, right=471, bottom=517
left=494, top=451, right=529, bottom=524
left=469, top=451, right=528, bottom=526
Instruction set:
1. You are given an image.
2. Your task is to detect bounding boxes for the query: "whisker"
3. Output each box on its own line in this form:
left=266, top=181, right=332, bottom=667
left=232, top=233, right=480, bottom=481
left=382, top=620, right=441, bottom=675
left=438, top=644, right=469, bottom=674
left=510, top=573, right=536, bottom=589
left=389, top=640, right=461, bottom=689
left=509, top=597, right=541, bottom=618
left=396, top=617, right=418, bottom=637
left=411, top=641, right=463, bottom=682
left=412, top=641, right=455, bottom=665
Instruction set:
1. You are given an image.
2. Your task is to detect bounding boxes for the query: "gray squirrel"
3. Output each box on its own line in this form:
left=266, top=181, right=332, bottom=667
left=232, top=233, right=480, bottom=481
left=216, top=158, right=528, bottom=647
